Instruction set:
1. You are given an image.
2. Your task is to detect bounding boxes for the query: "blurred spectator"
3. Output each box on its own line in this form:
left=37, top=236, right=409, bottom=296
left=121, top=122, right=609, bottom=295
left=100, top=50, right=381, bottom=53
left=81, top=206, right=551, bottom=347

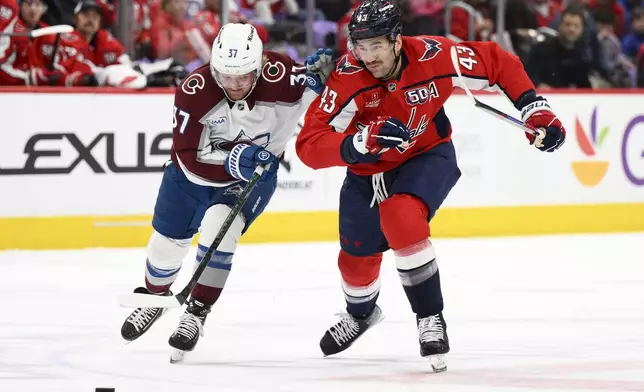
left=526, top=6, right=593, bottom=88
left=149, top=0, right=200, bottom=64
left=183, top=0, right=268, bottom=64
left=494, top=0, right=558, bottom=64
left=586, top=0, right=626, bottom=36
left=133, top=0, right=159, bottom=59
left=550, top=1, right=610, bottom=80
left=0, top=0, right=99, bottom=86
left=622, top=7, right=644, bottom=58
left=239, top=0, right=299, bottom=25
left=449, top=0, right=494, bottom=41
left=68, top=0, right=127, bottom=67
left=0, top=0, right=18, bottom=63
left=0, top=0, right=57, bottom=85
left=595, top=10, right=636, bottom=86
left=529, top=0, right=562, bottom=27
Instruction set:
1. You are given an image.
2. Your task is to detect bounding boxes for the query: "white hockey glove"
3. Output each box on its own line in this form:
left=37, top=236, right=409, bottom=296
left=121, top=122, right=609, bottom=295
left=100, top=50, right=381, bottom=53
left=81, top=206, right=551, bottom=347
left=305, top=48, right=334, bottom=95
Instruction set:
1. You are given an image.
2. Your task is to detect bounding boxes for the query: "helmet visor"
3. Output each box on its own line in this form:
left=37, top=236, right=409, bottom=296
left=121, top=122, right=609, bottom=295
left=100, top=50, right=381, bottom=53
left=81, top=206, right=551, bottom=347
left=213, top=70, right=257, bottom=90
left=349, top=38, right=393, bottom=63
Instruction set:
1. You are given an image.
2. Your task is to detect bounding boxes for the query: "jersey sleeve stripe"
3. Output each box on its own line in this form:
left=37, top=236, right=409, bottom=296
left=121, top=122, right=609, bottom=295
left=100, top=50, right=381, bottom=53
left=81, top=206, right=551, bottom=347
left=327, top=84, right=381, bottom=124
left=451, top=75, right=501, bottom=93
left=329, top=98, right=358, bottom=133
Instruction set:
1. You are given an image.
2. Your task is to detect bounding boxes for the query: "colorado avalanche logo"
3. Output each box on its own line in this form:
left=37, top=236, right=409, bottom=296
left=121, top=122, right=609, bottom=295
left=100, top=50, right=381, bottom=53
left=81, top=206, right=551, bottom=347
left=336, top=54, right=363, bottom=75
left=262, top=61, right=287, bottom=83
left=418, top=37, right=442, bottom=61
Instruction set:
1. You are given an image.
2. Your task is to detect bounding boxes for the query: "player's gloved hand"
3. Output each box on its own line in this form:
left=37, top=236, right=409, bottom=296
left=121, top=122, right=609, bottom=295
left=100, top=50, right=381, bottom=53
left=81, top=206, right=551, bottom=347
left=305, top=48, right=334, bottom=95
left=341, top=116, right=411, bottom=164
left=224, top=143, right=278, bottom=183
left=521, top=98, right=566, bottom=152
left=27, top=68, right=65, bottom=86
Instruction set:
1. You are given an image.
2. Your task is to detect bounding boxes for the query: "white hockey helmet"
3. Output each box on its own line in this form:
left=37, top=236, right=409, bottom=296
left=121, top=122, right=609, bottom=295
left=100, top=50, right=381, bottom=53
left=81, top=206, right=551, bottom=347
left=210, top=23, right=263, bottom=100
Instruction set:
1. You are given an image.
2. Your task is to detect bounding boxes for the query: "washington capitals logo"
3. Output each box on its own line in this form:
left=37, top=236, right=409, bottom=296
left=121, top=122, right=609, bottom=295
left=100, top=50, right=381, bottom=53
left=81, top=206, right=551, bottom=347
left=418, top=37, right=442, bottom=61
left=336, top=54, right=363, bottom=75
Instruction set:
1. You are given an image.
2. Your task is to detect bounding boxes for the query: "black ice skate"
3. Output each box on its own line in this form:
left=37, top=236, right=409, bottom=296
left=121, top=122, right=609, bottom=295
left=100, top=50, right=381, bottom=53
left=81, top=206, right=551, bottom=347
left=417, top=312, right=450, bottom=373
left=120, top=287, right=172, bottom=342
left=319, top=305, right=384, bottom=356
left=168, top=298, right=211, bottom=363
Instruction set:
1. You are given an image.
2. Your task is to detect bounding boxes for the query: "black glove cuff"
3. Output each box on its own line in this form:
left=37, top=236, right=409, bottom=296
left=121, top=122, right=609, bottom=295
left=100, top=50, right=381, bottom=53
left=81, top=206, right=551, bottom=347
left=340, top=135, right=357, bottom=165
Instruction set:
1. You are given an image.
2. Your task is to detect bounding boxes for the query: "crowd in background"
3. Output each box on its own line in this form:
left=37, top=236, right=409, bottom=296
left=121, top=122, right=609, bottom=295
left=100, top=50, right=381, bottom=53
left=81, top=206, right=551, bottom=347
left=1, top=0, right=643, bottom=88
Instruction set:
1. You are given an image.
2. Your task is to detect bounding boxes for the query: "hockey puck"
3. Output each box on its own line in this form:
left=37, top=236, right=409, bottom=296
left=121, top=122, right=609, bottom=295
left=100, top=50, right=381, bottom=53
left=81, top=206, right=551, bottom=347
left=95, top=389, right=115, bottom=392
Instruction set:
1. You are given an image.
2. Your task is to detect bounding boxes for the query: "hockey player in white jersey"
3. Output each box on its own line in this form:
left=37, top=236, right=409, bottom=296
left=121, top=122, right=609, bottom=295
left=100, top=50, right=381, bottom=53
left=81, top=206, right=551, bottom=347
left=119, top=23, right=315, bottom=362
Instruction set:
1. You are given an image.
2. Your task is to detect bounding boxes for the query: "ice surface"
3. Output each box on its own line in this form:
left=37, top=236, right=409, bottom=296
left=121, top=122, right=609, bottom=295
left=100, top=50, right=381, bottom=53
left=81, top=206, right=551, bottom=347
left=2, top=233, right=644, bottom=392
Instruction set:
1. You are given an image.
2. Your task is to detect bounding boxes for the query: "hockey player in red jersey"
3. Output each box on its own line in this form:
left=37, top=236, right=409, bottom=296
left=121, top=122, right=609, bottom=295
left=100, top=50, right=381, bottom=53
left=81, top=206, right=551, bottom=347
left=67, top=0, right=128, bottom=67
left=120, top=23, right=315, bottom=363
left=297, top=0, right=566, bottom=372
left=0, top=0, right=97, bottom=86
left=0, top=0, right=18, bottom=64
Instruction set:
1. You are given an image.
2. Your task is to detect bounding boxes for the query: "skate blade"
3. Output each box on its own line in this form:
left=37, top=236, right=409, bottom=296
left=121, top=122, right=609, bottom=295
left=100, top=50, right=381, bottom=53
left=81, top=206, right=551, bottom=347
left=170, top=348, right=185, bottom=364
left=429, top=354, right=447, bottom=373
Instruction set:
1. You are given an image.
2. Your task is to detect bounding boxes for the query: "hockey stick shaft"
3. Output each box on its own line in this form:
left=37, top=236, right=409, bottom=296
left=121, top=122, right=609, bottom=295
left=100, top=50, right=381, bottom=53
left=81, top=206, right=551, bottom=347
left=49, top=33, right=61, bottom=71
left=0, top=25, right=74, bottom=38
left=118, top=164, right=268, bottom=309
left=449, top=46, right=542, bottom=138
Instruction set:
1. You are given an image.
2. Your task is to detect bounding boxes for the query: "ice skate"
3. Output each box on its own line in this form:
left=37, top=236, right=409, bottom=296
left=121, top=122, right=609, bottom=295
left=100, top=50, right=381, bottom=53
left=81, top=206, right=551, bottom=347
left=319, top=304, right=384, bottom=356
left=168, top=298, right=211, bottom=363
left=417, top=312, right=450, bottom=373
left=120, top=287, right=172, bottom=342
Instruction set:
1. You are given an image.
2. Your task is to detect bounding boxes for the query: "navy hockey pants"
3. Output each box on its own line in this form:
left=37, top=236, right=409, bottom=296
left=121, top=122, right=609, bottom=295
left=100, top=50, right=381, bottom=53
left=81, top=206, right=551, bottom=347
left=339, top=141, right=461, bottom=256
left=152, top=162, right=277, bottom=240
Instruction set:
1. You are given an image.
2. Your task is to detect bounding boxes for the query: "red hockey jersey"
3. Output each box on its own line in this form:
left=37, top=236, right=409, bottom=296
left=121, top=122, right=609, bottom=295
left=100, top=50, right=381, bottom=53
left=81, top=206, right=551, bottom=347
left=0, top=0, right=18, bottom=62
left=0, top=18, right=48, bottom=85
left=296, top=35, right=536, bottom=176
left=62, top=30, right=126, bottom=67
left=0, top=19, right=95, bottom=85
left=170, top=51, right=314, bottom=187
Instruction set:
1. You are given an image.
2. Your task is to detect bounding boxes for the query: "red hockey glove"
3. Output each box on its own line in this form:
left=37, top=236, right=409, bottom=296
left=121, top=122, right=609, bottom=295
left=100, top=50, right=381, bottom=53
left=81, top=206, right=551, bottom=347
left=521, top=99, right=566, bottom=152
left=341, top=116, right=411, bottom=164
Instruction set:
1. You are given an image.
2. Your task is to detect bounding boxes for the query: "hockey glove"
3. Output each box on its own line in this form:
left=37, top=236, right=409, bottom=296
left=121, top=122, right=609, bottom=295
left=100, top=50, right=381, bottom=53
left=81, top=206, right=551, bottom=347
left=224, top=144, right=278, bottom=182
left=341, top=116, right=411, bottom=164
left=521, top=99, right=566, bottom=152
left=305, top=48, right=334, bottom=95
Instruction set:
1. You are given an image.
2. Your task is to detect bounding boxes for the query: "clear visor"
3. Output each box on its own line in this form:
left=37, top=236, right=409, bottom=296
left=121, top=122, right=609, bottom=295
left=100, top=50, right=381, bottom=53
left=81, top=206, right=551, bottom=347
left=213, top=70, right=257, bottom=90
left=349, top=39, right=393, bottom=62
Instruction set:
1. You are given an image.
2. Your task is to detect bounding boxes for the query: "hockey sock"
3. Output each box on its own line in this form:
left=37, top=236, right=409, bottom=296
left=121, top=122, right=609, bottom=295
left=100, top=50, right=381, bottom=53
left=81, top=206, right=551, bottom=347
left=144, top=231, right=191, bottom=293
left=190, top=245, right=234, bottom=305
left=338, top=250, right=383, bottom=318
left=395, top=239, right=443, bottom=317
left=380, top=194, right=444, bottom=317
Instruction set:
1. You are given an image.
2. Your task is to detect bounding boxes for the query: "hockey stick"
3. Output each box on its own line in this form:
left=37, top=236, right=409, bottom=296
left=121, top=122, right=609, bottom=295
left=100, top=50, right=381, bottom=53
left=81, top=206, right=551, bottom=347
left=118, top=164, right=269, bottom=309
left=48, top=33, right=61, bottom=71
left=0, top=25, right=74, bottom=38
left=449, top=46, right=544, bottom=140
